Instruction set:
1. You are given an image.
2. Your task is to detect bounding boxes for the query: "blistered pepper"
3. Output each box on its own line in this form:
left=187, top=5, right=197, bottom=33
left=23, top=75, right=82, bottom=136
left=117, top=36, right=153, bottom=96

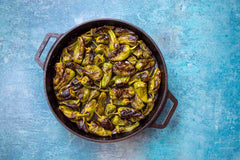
left=112, top=99, right=131, bottom=106
left=100, top=63, right=112, bottom=88
left=138, top=40, right=152, bottom=58
left=110, top=75, right=130, bottom=87
left=56, top=88, right=75, bottom=101
left=80, top=76, right=94, bottom=89
left=76, top=120, right=89, bottom=133
left=59, top=100, right=80, bottom=110
left=60, top=48, right=72, bottom=63
left=112, top=115, right=130, bottom=126
left=95, top=34, right=109, bottom=44
left=83, top=65, right=103, bottom=81
left=127, top=55, right=137, bottom=65
left=148, top=68, right=161, bottom=95
left=76, top=87, right=90, bottom=103
left=89, top=90, right=100, bottom=101
left=54, top=68, right=75, bottom=91
left=93, top=54, right=105, bottom=66
left=131, top=93, right=145, bottom=110
left=143, top=97, right=155, bottom=116
left=95, top=92, right=107, bottom=115
left=115, top=122, right=139, bottom=133
left=73, top=37, right=85, bottom=64
left=109, top=87, right=135, bottom=99
left=107, top=45, right=131, bottom=61
left=108, top=29, right=120, bottom=51
left=81, top=33, right=92, bottom=45
left=133, top=81, right=148, bottom=103
left=65, top=61, right=83, bottom=76
left=115, top=107, right=144, bottom=119
left=95, top=44, right=108, bottom=55
left=128, top=70, right=150, bottom=85
left=132, top=48, right=143, bottom=58
left=81, top=47, right=94, bottom=66
left=115, top=27, right=135, bottom=36
left=105, top=103, right=116, bottom=117
left=95, top=113, right=114, bottom=130
left=81, top=99, right=97, bottom=121
left=118, top=35, right=138, bottom=46
left=113, top=61, right=136, bottom=76
left=53, top=62, right=65, bottom=85
left=59, top=105, right=86, bottom=121
left=87, top=121, right=112, bottom=137
left=135, top=58, right=155, bottom=71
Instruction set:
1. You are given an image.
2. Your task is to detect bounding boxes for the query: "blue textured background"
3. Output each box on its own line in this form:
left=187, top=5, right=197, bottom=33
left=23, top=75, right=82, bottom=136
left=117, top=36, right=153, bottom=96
left=0, top=0, right=239, bottom=159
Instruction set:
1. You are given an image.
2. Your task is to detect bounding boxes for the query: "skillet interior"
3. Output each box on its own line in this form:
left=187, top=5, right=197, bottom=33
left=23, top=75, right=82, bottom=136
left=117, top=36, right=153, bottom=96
left=44, top=19, right=168, bottom=142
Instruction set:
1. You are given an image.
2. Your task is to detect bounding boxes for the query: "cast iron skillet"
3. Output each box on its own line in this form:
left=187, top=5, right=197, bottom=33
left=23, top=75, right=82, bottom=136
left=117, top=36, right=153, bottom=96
left=35, top=19, right=178, bottom=143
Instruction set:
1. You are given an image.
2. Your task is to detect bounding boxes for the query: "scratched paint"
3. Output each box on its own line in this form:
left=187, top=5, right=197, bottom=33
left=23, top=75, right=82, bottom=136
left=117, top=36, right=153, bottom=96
left=0, top=0, right=239, bottom=159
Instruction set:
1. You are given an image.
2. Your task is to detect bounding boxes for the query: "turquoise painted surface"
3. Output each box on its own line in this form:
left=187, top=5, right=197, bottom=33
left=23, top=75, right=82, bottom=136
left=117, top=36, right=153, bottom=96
left=0, top=0, right=239, bottom=159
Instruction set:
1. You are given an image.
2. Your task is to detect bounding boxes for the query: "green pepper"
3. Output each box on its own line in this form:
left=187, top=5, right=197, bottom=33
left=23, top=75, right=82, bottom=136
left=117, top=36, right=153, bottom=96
left=132, top=48, right=143, bottom=58
left=131, top=93, right=145, bottom=110
left=65, top=61, right=83, bottom=73
left=112, top=99, right=131, bottom=106
left=115, top=27, right=135, bottom=36
left=60, top=47, right=72, bottom=63
left=96, top=92, right=107, bottom=115
left=95, top=44, right=108, bottom=55
left=95, top=113, right=114, bottom=130
left=93, top=54, right=105, bottom=66
left=139, top=40, right=152, bottom=58
left=128, top=70, right=150, bottom=85
left=105, top=103, right=116, bottom=117
left=113, top=61, right=136, bottom=76
left=118, top=35, right=138, bottom=46
left=66, top=76, right=82, bottom=91
left=115, top=122, right=139, bottom=133
left=56, top=88, right=75, bottom=101
left=59, top=100, right=80, bottom=110
left=133, top=81, right=148, bottom=103
left=110, top=75, right=130, bottom=87
left=108, top=29, right=120, bottom=51
left=76, top=120, right=89, bottom=133
left=73, top=37, right=85, bottom=64
left=116, top=107, right=144, bottom=119
left=143, top=97, right=155, bottom=116
left=148, top=68, right=161, bottom=94
left=81, top=47, right=94, bottom=66
left=80, top=76, right=93, bottom=88
left=59, top=105, right=86, bottom=121
left=89, top=90, right=100, bottom=101
left=135, top=58, right=155, bottom=71
left=87, top=121, right=112, bottom=137
left=81, top=99, right=97, bottom=121
left=90, top=26, right=114, bottom=37
left=111, top=115, right=129, bottom=126
left=76, top=87, right=90, bottom=103
left=108, top=45, right=131, bottom=61
left=129, top=117, right=141, bottom=123
left=81, top=33, right=92, bottom=45
left=54, top=68, right=75, bottom=91
left=83, top=65, right=103, bottom=81
left=53, top=62, right=65, bottom=85
left=100, top=63, right=112, bottom=88
left=95, top=34, right=109, bottom=44
left=127, top=55, right=137, bottom=65
left=109, top=87, right=135, bottom=99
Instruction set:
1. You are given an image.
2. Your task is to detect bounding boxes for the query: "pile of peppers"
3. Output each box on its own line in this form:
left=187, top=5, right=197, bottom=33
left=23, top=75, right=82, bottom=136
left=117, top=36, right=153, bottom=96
left=53, top=26, right=161, bottom=137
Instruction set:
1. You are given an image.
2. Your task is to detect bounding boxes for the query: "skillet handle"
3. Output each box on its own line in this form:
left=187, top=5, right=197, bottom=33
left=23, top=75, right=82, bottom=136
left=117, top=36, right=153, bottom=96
left=35, top=33, right=63, bottom=70
left=150, top=90, right=178, bottom=129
